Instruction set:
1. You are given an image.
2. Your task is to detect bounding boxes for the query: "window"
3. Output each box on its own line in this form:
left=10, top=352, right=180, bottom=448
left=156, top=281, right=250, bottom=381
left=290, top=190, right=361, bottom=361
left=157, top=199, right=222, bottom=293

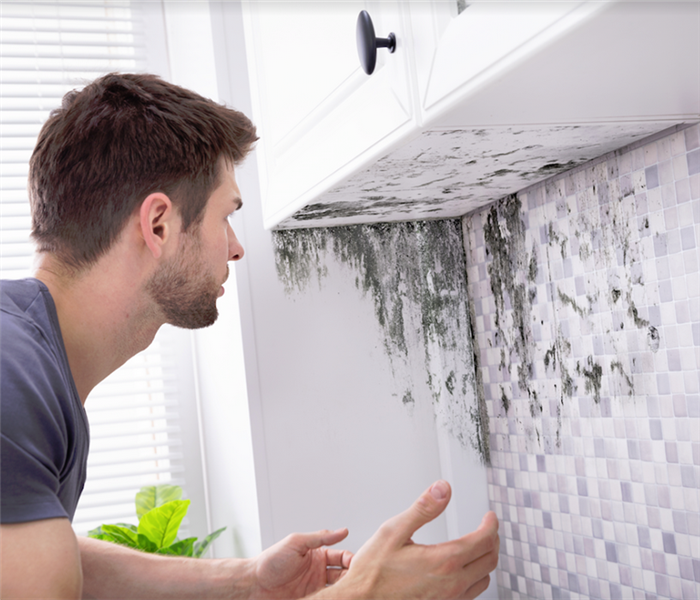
left=0, top=0, right=208, bottom=539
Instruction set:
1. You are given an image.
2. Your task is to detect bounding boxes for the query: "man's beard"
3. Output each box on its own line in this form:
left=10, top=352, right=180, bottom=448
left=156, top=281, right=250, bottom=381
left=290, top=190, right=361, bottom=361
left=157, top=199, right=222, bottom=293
left=145, top=239, right=225, bottom=330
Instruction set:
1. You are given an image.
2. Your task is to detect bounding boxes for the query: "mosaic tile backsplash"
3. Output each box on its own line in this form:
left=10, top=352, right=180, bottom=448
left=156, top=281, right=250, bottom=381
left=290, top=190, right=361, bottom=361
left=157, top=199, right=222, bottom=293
left=462, top=124, right=700, bottom=599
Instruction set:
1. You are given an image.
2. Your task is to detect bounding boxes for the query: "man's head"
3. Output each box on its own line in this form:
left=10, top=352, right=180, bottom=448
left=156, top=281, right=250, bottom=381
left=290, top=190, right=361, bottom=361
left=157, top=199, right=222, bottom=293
left=28, top=72, right=257, bottom=272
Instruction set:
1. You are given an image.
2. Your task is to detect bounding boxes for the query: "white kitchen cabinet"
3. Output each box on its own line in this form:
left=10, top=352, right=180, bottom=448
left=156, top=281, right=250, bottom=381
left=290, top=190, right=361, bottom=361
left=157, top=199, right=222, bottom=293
left=409, top=1, right=607, bottom=124
left=243, top=0, right=700, bottom=230
left=418, top=1, right=700, bottom=128
left=241, top=0, right=415, bottom=229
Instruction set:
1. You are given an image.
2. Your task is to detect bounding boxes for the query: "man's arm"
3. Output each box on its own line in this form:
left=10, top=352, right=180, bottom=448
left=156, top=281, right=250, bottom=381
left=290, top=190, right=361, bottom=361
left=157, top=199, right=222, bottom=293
left=79, top=528, right=350, bottom=600
left=1, top=518, right=83, bottom=599
left=79, top=536, right=256, bottom=600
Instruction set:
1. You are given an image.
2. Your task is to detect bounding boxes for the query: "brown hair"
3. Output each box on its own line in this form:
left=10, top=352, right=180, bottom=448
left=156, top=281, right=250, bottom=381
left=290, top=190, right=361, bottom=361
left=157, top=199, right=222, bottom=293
left=28, top=72, right=257, bottom=270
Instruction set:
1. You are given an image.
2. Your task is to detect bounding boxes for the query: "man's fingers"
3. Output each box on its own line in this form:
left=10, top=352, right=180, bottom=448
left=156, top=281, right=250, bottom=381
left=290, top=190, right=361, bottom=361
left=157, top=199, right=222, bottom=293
left=438, top=510, right=499, bottom=568
left=456, top=515, right=500, bottom=594
left=326, top=547, right=353, bottom=585
left=325, top=547, right=353, bottom=569
left=462, top=574, right=491, bottom=600
left=326, top=564, right=348, bottom=586
left=316, top=527, right=349, bottom=548
left=294, top=527, right=349, bottom=552
left=381, top=480, right=452, bottom=545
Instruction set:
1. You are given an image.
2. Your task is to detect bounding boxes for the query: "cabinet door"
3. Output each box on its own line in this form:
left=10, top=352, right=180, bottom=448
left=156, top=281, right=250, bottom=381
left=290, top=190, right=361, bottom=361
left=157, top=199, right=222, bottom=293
left=242, top=1, right=415, bottom=229
left=409, top=0, right=611, bottom=125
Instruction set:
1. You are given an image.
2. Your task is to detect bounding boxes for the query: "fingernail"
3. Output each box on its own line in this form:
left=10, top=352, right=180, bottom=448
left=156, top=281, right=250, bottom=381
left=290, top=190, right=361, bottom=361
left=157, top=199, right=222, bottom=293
left=430, top=480, right=448, bottom=500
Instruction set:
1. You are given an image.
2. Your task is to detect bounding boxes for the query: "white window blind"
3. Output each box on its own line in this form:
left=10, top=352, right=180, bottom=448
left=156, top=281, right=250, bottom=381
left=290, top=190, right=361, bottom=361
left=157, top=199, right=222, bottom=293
left=0, top=0, right=208, bottom=538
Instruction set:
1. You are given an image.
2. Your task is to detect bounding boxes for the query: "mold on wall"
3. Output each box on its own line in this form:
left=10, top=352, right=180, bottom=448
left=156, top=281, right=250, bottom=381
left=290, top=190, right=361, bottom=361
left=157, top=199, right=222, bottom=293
left=273, top=219, right=490, bottom=463
left=464, top=124, right=699, bottom=599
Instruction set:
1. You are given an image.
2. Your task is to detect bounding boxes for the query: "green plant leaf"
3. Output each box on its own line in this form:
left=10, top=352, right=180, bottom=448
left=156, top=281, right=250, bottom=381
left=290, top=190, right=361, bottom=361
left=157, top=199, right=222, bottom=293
left=88, top=525, right=106, bottom=538
left=157, top=537, right=197, bottom=557
left=136, top=484, right=183, bottom=520
left=193, top=526, right=227, bottom=558
left=87, top=525, right=112, bottom=542
left=100, top=524, right=140, bottom=549
left=136, top=533, right=158, bottom=553
left=137, top=499, right=190, bottom=549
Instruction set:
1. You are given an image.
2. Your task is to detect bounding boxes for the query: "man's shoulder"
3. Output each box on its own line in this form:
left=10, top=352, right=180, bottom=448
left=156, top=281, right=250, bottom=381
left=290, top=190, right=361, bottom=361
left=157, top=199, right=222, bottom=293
left=1, top=278, right=55, bottom=345
left=1, top=278, right=48, bottom=321
left=1, top=278, right=84, bottom=473
left=1, top=278, right=66, bottom=402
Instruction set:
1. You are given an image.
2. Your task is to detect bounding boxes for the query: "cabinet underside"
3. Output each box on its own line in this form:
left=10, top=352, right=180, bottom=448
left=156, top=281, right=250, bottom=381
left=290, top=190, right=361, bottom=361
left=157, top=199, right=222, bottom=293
left=275, top=121, right=689, bottom=229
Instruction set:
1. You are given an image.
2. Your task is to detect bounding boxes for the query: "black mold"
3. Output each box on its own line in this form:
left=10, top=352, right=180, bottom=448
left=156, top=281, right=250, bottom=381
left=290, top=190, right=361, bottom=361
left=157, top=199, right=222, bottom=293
left=548, top=222, right=568, bottom=259
left=528, top=243, right=539, bottom=283
left=273, top=219, right=490, bottom=464
left=482, top=195, right=538, bottom=427
left=648, top=326, right=660, bottom=353
left=500, top=385, right=510, bottom=414
left=557, top=290, right=588, bottom=318
left=544, top=345, right=556, bottom=370
left=626, top=294, right=649, bottom=329
left=577, top=356, right=603, bottom=404
left=610, top=360, right=634, bottom=396
left=466, top=285, right=491, bottom=466
left=560, top=362, right=576, bottom=398
left=445, top=371, right=456, bottom=395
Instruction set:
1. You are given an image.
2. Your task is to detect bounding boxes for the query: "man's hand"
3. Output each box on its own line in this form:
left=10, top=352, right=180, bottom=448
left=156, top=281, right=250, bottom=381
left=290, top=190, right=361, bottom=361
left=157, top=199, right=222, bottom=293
left=322, top=480, right=500, bottom=600
left=252, top=528, right=354, bottom=599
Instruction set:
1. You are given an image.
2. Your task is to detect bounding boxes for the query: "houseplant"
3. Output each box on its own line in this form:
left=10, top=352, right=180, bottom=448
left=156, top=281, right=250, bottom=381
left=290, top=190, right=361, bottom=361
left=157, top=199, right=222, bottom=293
left=88, top=484, right=225, bottom=557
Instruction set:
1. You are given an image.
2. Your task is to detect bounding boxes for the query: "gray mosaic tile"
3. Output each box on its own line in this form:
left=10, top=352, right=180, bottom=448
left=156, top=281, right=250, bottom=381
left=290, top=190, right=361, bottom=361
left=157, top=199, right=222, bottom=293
left=687, top=149, right=700, bottom=176
left=646, top=165, right=660, bottom=189
left=464, top=124, right=700, bottom=600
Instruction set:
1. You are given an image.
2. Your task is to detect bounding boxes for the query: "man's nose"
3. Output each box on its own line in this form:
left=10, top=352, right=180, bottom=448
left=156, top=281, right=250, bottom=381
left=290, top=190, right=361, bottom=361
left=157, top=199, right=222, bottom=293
left=229, top=230, right=244, bottom=261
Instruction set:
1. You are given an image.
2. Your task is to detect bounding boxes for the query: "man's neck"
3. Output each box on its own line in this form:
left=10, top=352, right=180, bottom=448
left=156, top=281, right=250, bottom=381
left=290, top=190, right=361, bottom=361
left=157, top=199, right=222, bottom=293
left=33, top=253, right=163, bottom=405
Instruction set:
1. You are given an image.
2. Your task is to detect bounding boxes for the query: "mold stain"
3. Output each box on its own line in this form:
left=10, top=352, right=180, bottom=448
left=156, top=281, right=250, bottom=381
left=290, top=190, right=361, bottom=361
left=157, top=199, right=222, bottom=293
left=482, top=194, right=541, bottom=433
left=528, top=243, right=538, bottom=283
left=577, top=356, right=603, bottom=403
left=648, top=326, right=660, bottom=353
left=610, top=360, right=634, bottom=397
left=557, top=290, right=589, bottom=319
left=500, top=385, right=510, bottom=414
left=544, top=345, right=556, bottom=370
left=547, top=222, right=568, bottom=259
left=626, top=293, right=650, bottom=329
left=465, top=140, right=671, bottom=459
left=272, top=219, right=490, bottom=464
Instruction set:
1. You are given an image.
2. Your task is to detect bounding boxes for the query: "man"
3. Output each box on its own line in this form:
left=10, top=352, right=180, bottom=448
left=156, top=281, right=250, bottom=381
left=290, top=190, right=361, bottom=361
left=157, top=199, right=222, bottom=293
left=0, top=73, right=499, bottom=599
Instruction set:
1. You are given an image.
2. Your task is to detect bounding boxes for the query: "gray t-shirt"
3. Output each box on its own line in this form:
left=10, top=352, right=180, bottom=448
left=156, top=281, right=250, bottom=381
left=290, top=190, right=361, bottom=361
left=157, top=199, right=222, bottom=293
left=1, top=278, right=89, bottom=523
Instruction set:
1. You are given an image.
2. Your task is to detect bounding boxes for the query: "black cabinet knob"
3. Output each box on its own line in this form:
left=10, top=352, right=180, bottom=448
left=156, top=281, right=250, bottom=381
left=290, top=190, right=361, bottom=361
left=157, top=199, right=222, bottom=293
left=356, top=10, right=396, bottom=75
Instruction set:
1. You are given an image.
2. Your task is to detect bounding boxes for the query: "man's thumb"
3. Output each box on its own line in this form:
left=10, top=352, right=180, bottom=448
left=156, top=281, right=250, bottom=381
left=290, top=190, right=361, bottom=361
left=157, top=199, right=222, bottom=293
left=391, top=480, right=452, bottom=542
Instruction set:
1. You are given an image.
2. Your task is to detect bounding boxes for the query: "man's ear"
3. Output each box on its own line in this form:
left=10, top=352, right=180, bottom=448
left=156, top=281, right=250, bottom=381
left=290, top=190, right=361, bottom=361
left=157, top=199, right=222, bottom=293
left=139, top=192, right=174, bottom=259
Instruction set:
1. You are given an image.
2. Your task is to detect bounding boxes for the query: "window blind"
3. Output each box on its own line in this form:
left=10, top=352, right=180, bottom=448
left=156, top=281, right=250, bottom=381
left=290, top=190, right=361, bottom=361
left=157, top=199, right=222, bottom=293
left=0, top=0, right=206, bottom=538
